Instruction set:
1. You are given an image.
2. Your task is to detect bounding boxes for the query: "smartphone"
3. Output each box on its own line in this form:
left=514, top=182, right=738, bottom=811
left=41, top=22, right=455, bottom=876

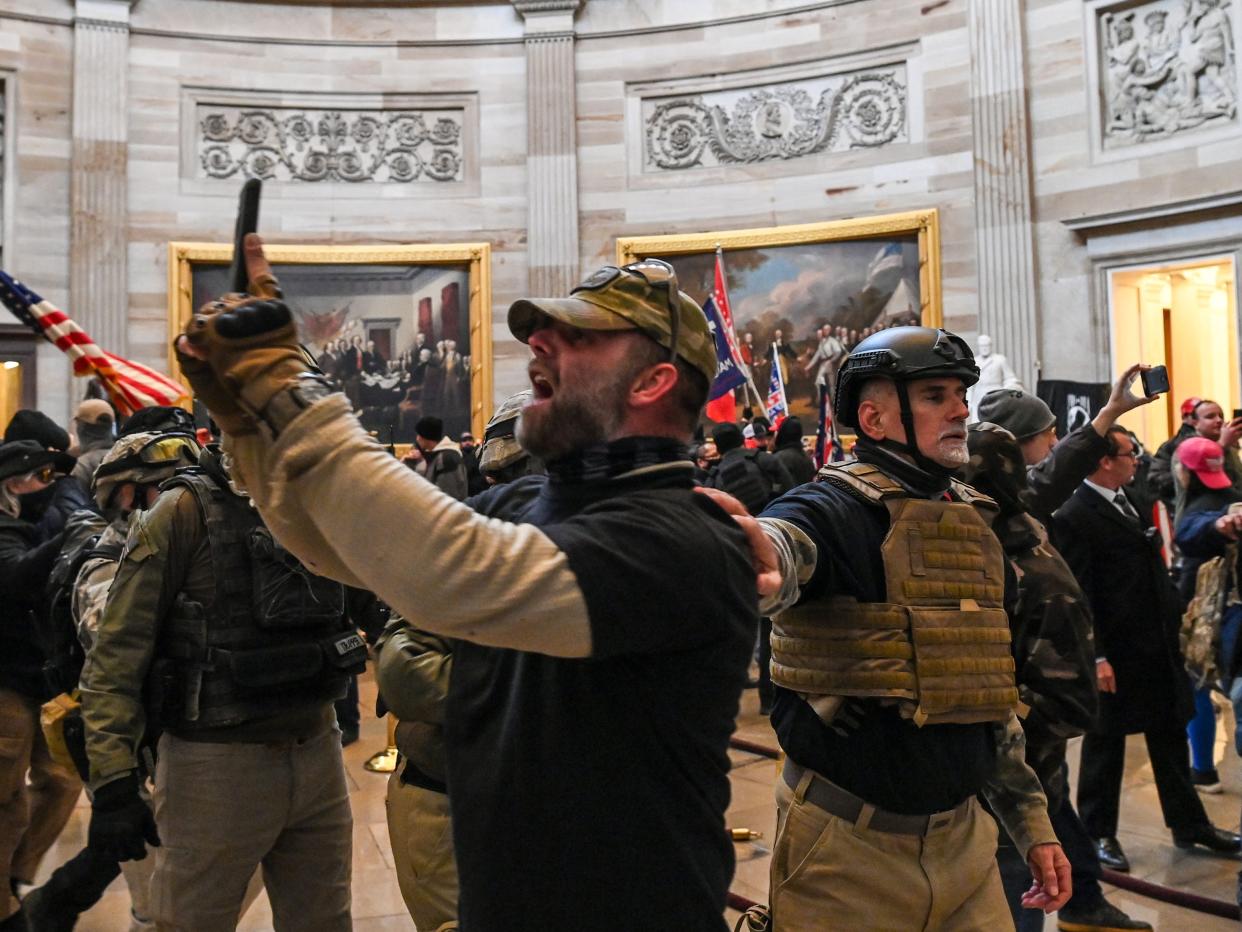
left=1233, top=408, right=1242, bottom=421
left=1140, top=365, right=1169, bottom=397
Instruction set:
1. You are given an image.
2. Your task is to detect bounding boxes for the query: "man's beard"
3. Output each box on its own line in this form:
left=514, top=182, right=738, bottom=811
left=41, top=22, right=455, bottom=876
left=934, top=436, right=969, bottom=468
left=516, top=368, right=630, bottom=462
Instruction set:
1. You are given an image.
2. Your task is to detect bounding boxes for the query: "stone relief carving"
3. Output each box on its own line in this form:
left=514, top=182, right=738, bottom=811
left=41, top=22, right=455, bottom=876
left=196, top=106, right=465, bottom=183
left=643, top=68, right=907, bottom=171
left=1099, top=0, right=1238, bottom=148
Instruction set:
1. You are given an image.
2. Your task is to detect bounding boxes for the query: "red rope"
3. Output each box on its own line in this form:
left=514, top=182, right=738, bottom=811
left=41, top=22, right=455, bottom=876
left=1101, top=868, right=1240, bottom=921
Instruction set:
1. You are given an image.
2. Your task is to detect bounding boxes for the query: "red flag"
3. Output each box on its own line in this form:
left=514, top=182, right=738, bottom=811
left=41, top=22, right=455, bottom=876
left=705, top=391, right=735, bottom=423
left=0, top=270, right=188, bottom=417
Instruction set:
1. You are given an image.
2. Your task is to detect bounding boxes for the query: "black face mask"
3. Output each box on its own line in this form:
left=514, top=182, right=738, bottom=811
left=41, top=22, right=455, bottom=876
left=17, top=481, right=58, bottom=522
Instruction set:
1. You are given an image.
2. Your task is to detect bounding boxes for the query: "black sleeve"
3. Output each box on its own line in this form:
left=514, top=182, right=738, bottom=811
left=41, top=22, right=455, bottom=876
left=0, top=529, right=65, bottom=601
left=1023, top=426, right=1109, bottom=524
left=1050, top=506, right=1107, bottom=659
left=541, top=494, right=757, bottom=658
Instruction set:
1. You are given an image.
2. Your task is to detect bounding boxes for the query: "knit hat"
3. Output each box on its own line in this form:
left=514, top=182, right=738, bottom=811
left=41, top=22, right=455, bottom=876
left=776, top=418, right=803, bottom=445
left=4, top=409, right=70, bottom=451
left=416, top=416, right=444, bottom=443
left=1177, top=437, right=1232, bottom=491
left=975, top=390, right=1057, bottom=440
left=712, top=422, right=744, bottom=454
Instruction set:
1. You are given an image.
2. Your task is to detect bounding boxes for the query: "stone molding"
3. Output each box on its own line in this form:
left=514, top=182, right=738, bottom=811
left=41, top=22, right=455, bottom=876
left=196, top=107, right=464, bottom=184
left=642, top=69, right=907, bottom=172
left=969, top=0, right=1039, bottom=385
left=181, top=88, right=479, bottom=194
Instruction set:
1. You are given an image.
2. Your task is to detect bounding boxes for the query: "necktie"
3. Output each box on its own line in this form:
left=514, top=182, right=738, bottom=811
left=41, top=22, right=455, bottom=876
left=1113, top=491, right=1139, bottom=522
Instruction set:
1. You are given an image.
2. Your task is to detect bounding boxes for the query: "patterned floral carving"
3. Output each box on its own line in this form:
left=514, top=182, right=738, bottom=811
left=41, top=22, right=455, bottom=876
left=196, top=106, right=465, bottom=183
left=1098, top=0, right=1238, bottom=149
left=644, top=69, right=906, bottom=171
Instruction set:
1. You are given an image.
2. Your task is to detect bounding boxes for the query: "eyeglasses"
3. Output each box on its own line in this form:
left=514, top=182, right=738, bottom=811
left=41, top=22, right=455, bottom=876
left=623, top=258, right=682, bottom=367
left=33, top=466, right=56, bottom=483
left=1110, top=449, right=1139, bottom=459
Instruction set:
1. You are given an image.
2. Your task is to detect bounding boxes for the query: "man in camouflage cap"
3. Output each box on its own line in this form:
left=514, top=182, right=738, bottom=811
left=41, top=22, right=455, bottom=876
left=964, top=423, right=1151, bottom=932
left=173, top=241, right=766, bottom=930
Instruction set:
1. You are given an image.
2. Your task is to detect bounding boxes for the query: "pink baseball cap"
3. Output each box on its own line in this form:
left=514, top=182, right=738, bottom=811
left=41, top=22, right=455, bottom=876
left=1178, top=437, right=1232, bottom=490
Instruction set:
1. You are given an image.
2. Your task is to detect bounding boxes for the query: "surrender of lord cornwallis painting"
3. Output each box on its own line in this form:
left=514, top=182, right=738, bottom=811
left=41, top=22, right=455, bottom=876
left=168, top=243, right=492, bottom=443
left=617, top=210, right=941, bottom=424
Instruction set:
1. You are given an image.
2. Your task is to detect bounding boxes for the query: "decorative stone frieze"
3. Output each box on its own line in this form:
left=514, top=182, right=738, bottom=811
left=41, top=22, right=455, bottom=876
left=641, top=67, right=907, bottom=172
left=195, top=105, right=466, bottom=184
left=1094, top=0, right=1239, bottom=150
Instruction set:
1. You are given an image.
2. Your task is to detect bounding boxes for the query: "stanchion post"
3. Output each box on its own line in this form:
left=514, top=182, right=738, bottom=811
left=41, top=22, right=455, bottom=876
left=364, top=713, right=399, bottom=774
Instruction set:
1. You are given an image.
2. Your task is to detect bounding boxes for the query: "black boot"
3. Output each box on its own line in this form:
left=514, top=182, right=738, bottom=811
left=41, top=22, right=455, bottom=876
left=1057, top=898, right=1153, bottom=931
left=20, top=885, right=79, bottom=932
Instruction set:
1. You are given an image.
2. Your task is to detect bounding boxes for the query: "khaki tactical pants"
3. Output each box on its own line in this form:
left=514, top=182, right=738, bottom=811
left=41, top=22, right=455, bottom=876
left=386, top=770, right=459, bottom=931
left=150, top=724, right=352, bottom=931
left=770, top=769, right=1014, bottom=932
left=0, top=687, right=81, bottom=920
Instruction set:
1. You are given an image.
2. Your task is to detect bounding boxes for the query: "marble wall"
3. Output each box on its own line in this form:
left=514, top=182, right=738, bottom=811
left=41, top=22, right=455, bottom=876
left=0, top=0, right=1239, bottom=422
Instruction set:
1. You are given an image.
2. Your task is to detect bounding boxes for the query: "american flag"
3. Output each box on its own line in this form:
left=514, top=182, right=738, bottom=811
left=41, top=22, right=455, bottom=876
left=765, top=347, right=789, bottom=428
left=0, top=270, right=188, bottom=417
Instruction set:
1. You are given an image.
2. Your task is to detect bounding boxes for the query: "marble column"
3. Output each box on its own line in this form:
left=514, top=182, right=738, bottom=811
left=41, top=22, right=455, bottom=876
left=512, top=0, right=582, bottom=297
left=71, top=0, right=134, bottom=356
left=968, top=0, right=1039, bottom=386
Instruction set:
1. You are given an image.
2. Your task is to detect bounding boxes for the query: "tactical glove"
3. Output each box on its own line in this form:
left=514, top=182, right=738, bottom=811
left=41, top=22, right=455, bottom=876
left=177, top=234, right=312, bottom=435
left=89, top=773, right=160, bottom=862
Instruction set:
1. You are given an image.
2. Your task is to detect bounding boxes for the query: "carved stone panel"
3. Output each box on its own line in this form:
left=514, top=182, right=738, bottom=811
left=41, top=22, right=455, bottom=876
left=1094, top=0, right=1240, bottom=150
left=641, top=66, right=907, bottom=172
left=194, top=104, right=466, bottom=184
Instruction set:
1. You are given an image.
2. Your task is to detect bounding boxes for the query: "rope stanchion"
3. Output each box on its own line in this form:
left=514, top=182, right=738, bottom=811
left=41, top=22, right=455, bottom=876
left=363, top=713, right=399, bottom=773
left=1101, top=868, right=1240, bottom=921
left=729, top=736, right=782, bottom=760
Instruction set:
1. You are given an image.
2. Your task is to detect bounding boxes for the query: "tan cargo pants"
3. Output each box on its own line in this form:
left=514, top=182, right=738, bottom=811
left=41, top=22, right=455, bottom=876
left=150, top=723, right=352, bottom=931
left=770, top=770, right=1014, bottom=932
left=0, top=687, right=81, bottom=920
left=386, top=770, right=459, bottom=931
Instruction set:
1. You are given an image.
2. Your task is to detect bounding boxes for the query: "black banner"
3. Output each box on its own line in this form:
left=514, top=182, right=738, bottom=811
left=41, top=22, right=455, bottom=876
left=1036, top=379, right=1110, bottom=438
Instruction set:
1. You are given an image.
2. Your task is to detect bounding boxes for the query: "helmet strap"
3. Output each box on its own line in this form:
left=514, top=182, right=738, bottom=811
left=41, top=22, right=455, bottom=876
left=874, top=382, right=957, bottom=480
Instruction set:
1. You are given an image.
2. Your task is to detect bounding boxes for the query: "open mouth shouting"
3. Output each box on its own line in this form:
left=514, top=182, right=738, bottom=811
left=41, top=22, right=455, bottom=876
left=528, top=365, right=556, bottom=402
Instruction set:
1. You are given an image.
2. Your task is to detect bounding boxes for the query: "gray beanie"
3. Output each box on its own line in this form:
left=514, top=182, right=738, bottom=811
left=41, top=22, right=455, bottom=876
left=975, top=389, right=1056, bottom=440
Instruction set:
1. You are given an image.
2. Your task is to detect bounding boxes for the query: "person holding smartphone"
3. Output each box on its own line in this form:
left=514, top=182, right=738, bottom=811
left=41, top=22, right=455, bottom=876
left=1173, top=400, right=1242, bottom=523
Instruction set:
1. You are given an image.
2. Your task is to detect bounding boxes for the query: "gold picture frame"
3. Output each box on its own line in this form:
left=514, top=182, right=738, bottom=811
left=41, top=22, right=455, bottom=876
left=616, top=209, right=942, bottom=326
left=616, top=210, right=941, bottom=425
left=167, top=242, right=494, bottom=440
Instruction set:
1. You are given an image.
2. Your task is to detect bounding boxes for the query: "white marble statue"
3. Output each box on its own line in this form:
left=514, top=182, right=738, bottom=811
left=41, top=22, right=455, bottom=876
left=968, top=335, right=1024, bottom=421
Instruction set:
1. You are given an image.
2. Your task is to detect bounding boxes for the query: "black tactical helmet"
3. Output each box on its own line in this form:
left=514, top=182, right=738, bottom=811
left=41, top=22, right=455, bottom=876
left=834, top=326, right=979, bottom=429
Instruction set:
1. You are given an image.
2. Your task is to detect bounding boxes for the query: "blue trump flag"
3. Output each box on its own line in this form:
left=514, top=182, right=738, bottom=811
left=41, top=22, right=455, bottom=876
left=702, top=295, right=747, bottom=402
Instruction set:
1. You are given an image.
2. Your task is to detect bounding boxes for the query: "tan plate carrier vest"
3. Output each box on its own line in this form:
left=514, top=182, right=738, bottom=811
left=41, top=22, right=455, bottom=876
left=770, top=461, right=1019, bottom=726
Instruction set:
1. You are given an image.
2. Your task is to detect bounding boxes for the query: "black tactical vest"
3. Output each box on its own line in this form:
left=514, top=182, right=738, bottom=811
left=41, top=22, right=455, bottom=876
left=149, top=463, right=365, bottom=731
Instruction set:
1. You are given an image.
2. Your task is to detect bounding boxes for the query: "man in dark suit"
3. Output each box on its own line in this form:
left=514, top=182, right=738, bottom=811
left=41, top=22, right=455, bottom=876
left=1052, top=427, right=1239, bottom=872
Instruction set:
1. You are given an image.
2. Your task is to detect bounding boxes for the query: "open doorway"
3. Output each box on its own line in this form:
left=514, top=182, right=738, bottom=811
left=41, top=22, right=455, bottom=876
left=1108, top=255, right=1239, bottom=451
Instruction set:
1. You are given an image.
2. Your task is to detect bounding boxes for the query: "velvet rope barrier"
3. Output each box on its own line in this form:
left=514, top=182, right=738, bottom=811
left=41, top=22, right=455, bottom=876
left=1100, top=868, right=1240, bottom=921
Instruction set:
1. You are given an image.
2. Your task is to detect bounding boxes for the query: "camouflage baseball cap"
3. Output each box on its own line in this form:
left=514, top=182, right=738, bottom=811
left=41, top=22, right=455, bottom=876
left=507, top=261, right=718, bottom=386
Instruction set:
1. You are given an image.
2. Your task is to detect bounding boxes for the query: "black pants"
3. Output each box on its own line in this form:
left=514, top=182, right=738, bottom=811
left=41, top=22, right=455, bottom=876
left=334, top=674, right=360, bottom=735
left=1077, top=724, right=1210, bottom=838
left=28, top=843, right=121, bottom=918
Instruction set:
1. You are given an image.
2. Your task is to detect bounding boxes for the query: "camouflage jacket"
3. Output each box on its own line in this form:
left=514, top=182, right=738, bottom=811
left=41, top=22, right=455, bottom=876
left=995, top=513, right=1098, bottom=807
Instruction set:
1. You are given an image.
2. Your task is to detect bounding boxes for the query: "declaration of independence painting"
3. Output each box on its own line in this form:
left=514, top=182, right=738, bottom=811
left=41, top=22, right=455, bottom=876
left=618, top=210, right=940, bottom=423
left=170, top=242, right=492, bottom=442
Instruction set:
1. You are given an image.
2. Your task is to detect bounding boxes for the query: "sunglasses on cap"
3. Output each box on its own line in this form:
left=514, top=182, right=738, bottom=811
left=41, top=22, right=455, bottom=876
left=32, top=465, right=57, bottom=483
left=573, top=258, right=682, bottom=367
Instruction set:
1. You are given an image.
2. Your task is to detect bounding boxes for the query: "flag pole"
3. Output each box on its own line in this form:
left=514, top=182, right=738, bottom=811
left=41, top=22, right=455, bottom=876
left=714, top=245, right=764, bottom=412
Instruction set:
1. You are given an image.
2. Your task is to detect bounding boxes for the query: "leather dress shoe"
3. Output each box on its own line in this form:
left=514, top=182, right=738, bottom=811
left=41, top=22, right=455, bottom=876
left=1172, top=824, right=1242, bottom=855
left=1057, top=898, right=1153, bottom=931
left=1095, top=836, right=1130, bottom=872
